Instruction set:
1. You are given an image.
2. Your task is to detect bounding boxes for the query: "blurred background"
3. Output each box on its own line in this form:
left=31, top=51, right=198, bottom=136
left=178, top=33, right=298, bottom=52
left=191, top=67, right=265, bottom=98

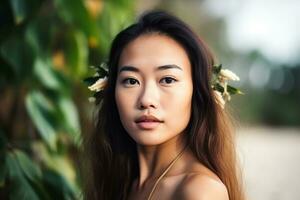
left=0, top=0, right=299, bottom=199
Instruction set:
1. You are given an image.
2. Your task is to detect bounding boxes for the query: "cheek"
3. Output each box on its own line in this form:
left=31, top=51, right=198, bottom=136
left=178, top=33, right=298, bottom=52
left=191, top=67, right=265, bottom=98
left=115, top=88, right=136, bottom=126
left=115, top=88, right=142, bottom=142
left=164, top=85, right=193, bottom=129
left=115, top=89, right=128, bottom=116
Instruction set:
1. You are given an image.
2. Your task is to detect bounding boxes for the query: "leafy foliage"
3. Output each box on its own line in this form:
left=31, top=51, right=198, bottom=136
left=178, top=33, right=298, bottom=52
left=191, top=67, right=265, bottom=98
left=0, top=0, right=135, bottom=199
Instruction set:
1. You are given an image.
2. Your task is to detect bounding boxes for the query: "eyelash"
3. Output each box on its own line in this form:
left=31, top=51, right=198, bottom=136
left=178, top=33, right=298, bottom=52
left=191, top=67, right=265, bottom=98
left=121, top=78, right=139, bottom=86
left=121, top=77, right=178, bottom=86
left=160, top=77, right=177, bottom=84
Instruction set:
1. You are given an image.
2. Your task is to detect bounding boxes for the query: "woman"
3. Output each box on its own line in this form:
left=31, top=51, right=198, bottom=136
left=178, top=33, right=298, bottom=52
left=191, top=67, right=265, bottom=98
left=82, top=10, right=244, bottom=200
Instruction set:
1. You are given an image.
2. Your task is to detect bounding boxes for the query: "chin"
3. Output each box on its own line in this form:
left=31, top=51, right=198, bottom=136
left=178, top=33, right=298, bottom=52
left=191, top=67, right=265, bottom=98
left=130, top=133, right=168, bottom=147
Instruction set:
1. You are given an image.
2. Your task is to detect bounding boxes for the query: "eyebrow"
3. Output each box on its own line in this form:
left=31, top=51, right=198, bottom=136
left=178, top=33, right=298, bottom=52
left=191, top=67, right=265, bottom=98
left=118, top=64, right=183, bottom=73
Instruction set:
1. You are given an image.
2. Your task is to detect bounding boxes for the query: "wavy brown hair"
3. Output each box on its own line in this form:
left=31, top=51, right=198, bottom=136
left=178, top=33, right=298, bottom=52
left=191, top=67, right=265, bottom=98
left=81, top=10, right=244, bottom=200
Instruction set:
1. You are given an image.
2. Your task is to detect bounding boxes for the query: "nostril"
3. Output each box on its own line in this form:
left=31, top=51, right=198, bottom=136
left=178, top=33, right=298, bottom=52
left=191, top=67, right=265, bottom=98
left=140, top=104, right=145, bottom=109
left=139, top=103, right=156, bottom=109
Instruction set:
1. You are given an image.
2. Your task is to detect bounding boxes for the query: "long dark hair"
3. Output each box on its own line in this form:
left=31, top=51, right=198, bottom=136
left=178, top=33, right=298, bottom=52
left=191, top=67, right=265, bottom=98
left=82, top=10, right=244, bottom=200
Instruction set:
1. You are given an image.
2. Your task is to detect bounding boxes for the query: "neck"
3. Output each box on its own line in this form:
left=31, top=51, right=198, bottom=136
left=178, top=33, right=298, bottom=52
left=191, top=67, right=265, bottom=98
left=136, top=133, right=187, bottom=189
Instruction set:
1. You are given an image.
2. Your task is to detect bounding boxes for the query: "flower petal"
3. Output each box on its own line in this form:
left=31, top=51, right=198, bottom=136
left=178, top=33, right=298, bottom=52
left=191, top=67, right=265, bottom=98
left=88, top=77, right=108, bottom=92
left=220, top=69, right=240, bottom=81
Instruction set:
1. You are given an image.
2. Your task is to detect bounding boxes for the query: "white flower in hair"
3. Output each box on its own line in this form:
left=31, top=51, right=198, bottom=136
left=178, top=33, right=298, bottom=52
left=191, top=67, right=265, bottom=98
left=88, top=76, right=108, bottom=92
left=211, top=64, right=244, bottom=109
left=219, top=69, right=240, bottom=81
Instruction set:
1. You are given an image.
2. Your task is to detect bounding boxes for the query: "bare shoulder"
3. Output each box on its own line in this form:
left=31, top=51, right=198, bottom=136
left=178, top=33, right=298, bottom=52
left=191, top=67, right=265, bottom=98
left=176, top=173, right=229, bottom=200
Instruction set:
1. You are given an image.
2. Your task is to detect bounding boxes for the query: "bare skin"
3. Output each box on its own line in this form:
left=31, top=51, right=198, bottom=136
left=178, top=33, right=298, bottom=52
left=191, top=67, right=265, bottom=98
left=127, top=143, right=228, bottom=200
left=115, top=34, right=228, bottom=200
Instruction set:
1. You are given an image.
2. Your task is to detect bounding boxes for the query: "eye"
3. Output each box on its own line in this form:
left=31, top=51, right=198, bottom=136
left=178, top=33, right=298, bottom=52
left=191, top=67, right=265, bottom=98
left=160, top=77, right=177, bottom=84
left=121, top=78, right=140, bottom=86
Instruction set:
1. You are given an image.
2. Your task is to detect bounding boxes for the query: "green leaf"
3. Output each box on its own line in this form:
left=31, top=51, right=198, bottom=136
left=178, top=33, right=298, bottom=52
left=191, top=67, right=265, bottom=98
left=64, top=30, right=88, bottom=78
left=83, top=76, right=99, bottom=86
left=54, top=0, right=99, bottom=44
left=6, top=151, right=40, bottom=200
left=10, top=0, right=28, bottom=24
left=25, top=18, right=53, bottom=56
left=33, top=58, right=62, bottom=90
left=42, top=168, right=77, bottom=200
left=14, top=150, right=42, bottom=181
left=25, top=90, right=58, bottom=150
left=227, top=85, right=245, bottom=95
left=13, top=150, right=51, bottom=200
left=27, top=177, right=52, bottom=200
left=96, top=63, right=109, bottom=77
left=213, top=64, right=222, bottom=74
left=213, top=83, right=224, bottom=93
left=83, top=63, right=109, bottom=86
left=31, top=142, right=79, bottom=195
left=213, top=83, right=244, bottom=95
left=97, top=1, right=135, bottom=54
left=57, top=96, right=81, bottom=146
left=0, top=36, right=34, bottom=80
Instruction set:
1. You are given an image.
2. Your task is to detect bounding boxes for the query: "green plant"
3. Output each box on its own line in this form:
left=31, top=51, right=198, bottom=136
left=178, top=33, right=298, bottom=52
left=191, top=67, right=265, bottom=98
left=0, top=0, right=135, bottom=199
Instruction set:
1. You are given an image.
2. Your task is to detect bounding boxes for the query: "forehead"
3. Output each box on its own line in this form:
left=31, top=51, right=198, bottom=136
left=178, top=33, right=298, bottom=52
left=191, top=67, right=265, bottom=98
left=118, top=33, right=191, bottom=73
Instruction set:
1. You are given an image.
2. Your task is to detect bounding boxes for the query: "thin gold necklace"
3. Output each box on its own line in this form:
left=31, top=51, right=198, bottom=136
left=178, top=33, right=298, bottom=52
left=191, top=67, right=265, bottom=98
left=146, top=147, right=186, bottom=200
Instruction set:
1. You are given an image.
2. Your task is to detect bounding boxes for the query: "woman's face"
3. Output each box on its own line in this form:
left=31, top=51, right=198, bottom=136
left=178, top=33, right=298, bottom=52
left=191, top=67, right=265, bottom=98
left=115, top=33, right=193, bottom=146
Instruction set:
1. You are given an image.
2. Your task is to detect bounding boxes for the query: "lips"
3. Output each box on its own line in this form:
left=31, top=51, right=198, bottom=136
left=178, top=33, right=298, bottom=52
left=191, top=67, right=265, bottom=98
left=135, top=115, right=163, bottom=123
left=135, top=115, right=163, bottom=130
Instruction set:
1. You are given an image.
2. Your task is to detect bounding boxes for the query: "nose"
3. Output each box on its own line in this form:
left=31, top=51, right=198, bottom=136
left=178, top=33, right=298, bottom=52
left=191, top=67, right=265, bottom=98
left=138, top=82, right=158, bottom=110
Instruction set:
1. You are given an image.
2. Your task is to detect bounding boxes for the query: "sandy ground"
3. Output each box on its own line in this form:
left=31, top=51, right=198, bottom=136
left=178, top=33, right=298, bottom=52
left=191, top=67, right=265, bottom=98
left=237, top=126, right=300, bottom=200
